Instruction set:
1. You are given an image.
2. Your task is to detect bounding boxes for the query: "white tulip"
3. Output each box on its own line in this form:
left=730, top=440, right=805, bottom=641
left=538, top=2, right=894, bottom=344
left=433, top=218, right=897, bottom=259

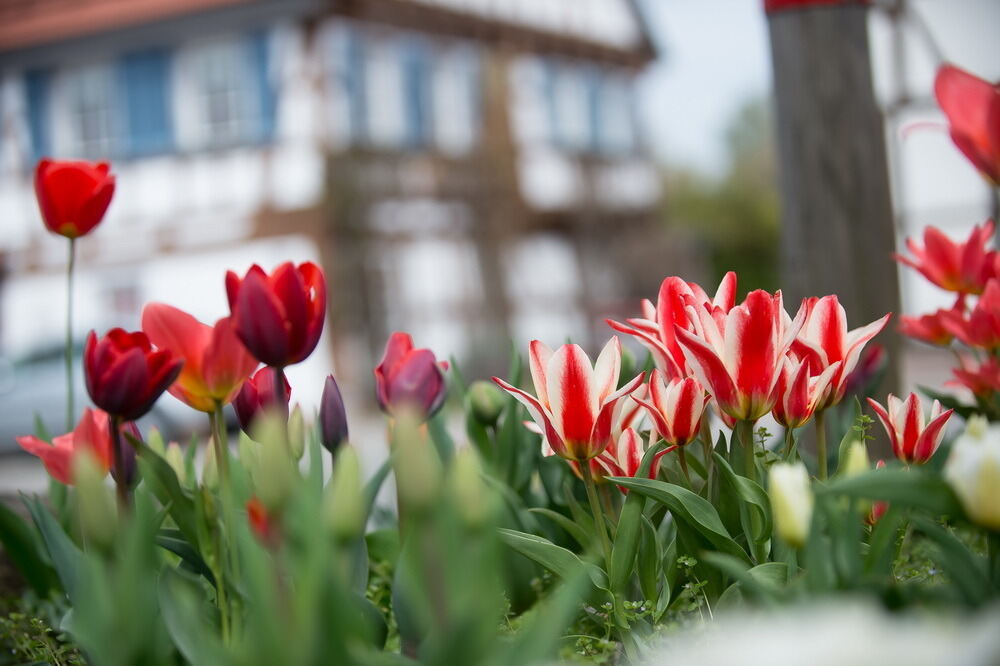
left=769, top=462, right=813, bottom=548
left=944, top=416, right=1000, bottom=531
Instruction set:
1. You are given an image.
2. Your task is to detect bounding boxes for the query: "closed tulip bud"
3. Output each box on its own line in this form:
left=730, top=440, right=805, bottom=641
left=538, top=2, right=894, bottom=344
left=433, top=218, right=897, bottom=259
left=769, top=462, right=813, bottom=549
left=73, top=451, right=117, bottom=549
left=325, top=447, right=365, bottom=541
left=391, top=411, right=442, bottom=513
left=468, top=380, right=504, bottom=427
left=234, top=367, right=291, bottom=434
left=375, top=332, right=448, bottom=421
left=839, top=440, right=870, bottom=478
left=448, top=448, right=493, bottom=527
left=202, top=442, right=219, bottom=491
left=146, top=427, right=166, bottom=456
left=251, top=410, right=297, bottom=510
left=319, top=375, right=349, bottom=453
left=287, top=404, right=305, bottom=460
left=165, top=442, right=186, bottom=485
left=34, top=159, right=115, bottom=239
left=944, top=416, right=1000, bottom=531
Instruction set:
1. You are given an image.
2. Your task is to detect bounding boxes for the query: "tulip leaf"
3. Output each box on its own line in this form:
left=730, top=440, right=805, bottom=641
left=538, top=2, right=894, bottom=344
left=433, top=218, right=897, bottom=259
left=637, top=514, right=661, bottom=604
left=702, top=552, right=782, bottom=604
left=138, top=446, right=200, bottom=548
left=713, top=452, right=772, bottom=547
left=864, top=504, right=906, bottom=577
left=609, top=443, right=665, bottom=593
left=427, top=411, right=454, bottom=463
left=819, top=468, right=963, bottom=517
left=158, top=566, right=228, bottom=665
left=498, top=528, right=609, bottom=591
left=363, top=459, right=392, bottom=520
left=528, top=508, right=591, bottom=550
left=155, top=531, right=216, bottom=586
left=608, top=477, right=751, bottom=565
left=0, top=499, right=58, bottom=597
left=909, top=515, right=990, bottom=606
left=23, top=494, right=83, bottom=604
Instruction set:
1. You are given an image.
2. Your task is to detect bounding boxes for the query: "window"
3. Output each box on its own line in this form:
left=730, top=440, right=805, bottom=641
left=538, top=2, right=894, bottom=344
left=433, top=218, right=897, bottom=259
left=598, top=73, right=635, bottom=155
left=432, top=45, right=480, bottom=155
left=400, top=37, right=431, bottom=149
left=546, top=61, right=590, bottom=151
left=120, top=49, right=173, bottom=156
left=24, top=68, right=52, bottom=162
left=63, top=64, right=118, bottom=159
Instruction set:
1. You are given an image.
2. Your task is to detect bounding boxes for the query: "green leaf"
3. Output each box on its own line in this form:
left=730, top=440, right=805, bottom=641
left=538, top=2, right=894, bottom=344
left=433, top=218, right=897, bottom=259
left=909, top=515, right=989, bottom=606
left=609, top=443, right=665, bottom=592
left=637, top=515, right=661, bottom=604
left=427, top=411, right=455, bottom=463
left=864, top=505, right=905, bottom=577
left=819, top=468, right=963, bottom=516
left=713, top=452, right=772, bottom=546
left=23, top=495, right=83, bottom=603
left=702, top=553, right=782, bottom=604
left=363, top=459, right=392, bottom=519
left=158, top=567, right=228, bottom=665
left=0, top=500, right=58, bottom=596
left=155, top=532, right=216, bottom=585
left=609, top=477, right=751, bottom=564
left=528, top=508, right=591, bottom=550
left=137, top=446, right=200, bottom=547
left=498, top=528, right=608, bottom=591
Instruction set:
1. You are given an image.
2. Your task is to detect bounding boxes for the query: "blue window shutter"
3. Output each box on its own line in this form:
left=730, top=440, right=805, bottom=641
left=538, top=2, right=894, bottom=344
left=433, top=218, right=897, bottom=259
left=586, top=70, right=601, bottom=153
left=24, top=68, right=52, bottom=162
left=119, top=49, right=173, bottom=157
left=401, top=39, right=429, bottom=150
left=345, top=27, right=367, bottom=144
left=249, top=31, right=276, bottom=142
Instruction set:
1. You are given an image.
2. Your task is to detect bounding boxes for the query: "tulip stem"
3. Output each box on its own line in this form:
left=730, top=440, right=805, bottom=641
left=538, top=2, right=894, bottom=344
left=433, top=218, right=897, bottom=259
left=700, top=420, right=714, bottom=500
left=108, top=414, right=130, bottom=509
left=65, top=238, right=76, bottom=431
left=783, top=427, right=796, bottom=460
left=211, top=404, right=231, bottom=488
left=737, top=420, right=756, bottom=484
left=816, top=411, right=828, bottom=480
left=273, top=367, right=287, bottom=416
left=580, top=462, right=613, bottom=569
left=677, top=447, right=692, bottom=488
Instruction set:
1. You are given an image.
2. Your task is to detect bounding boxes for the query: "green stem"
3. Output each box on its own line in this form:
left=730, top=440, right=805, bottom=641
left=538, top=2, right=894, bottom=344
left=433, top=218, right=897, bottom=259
left=783, top=426, right=795, bottom=460
left=737, top=420, right=756, bottom=484
left=700, top=421, right=714, bottom=500
left=580, top=462, right=613, bottom=569
left=210, top=403, right=239, bottom=642
left=65, top=238, right=76, bottom=431
left=214, top=529, right=231, bottom=643
left=677, top=446, right=692, bottom=488
left=816, top=411, right=828, bottom=481
left=211, top=404, right=231, bottom=489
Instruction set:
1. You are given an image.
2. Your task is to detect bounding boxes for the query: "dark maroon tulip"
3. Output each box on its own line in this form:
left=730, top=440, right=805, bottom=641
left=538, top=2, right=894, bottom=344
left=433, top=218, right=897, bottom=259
left=225, top=262, right=326, bottom=368
left=233, top=367, right=292, bottom=434
left=84, top=329, right=183, bottom=421
left=374, top=332, right=447, bottom=421
left=319, top=374, right=349, bottom=452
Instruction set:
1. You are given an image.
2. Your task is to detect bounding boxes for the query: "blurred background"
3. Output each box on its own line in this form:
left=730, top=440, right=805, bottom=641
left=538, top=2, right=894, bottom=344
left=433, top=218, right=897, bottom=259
left=0, top=0, right=997, bottom=484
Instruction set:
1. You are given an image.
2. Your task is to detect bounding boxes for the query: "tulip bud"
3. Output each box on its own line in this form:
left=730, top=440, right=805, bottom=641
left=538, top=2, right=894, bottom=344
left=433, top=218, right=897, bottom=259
left=202, top=441, right=219, bottom=491
left=73, top=451, right=117, bottom=549
left=234, top=367, right=291, bottom=434
left=319, top=374, right=349, bottom=453
left=146, top=427, right=166, bottom=456
left=325, top=447, right=365, bottom=541
left=287, top=404, right=305, bottom=460
left=944, top=416, right=1000, bottom=531
left=238, top=431, right=259, bottom=469
left=839, top=440, right=870, bottom=478
left=448, top=447, right=494, bottom=528
left=391, top=411, right=442, bottom=513
left=251, top=410, right=297, bottom=510
left=165, top=442, right=186, bottom=485
left=468, top=380, right=504, bottom=427
left=769, top=462, right=813, bottom=549
left=374, top=332, right=448, bottom=421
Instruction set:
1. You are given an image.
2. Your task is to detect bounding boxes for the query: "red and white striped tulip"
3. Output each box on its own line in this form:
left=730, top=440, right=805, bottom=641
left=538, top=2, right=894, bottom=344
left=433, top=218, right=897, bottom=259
left=607, top=272, right=737, bottom=379
left=493, top=338, right=644, bottom=461
left=792, top=295, right=891, bottom=409
left=675, top=289, right=803, bottom=422
left=632, top=370, right=708, bottom=447
left=867, top=393, right=954, bottom=465
left=594, top=428, right=670, bottom=493
left=772, top=356, right=838, bottom=429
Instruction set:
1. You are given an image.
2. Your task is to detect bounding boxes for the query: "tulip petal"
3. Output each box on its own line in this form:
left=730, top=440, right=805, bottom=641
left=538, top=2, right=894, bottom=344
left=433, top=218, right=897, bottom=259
left=492, top=377, right=567, bottom=457
left=675, top=325, right=739, bottom=418
left=546, top=344, right=597, bottom=449
left=528, top=340, right=553, bottom=407
left=235, top=269, right=291, bottom=367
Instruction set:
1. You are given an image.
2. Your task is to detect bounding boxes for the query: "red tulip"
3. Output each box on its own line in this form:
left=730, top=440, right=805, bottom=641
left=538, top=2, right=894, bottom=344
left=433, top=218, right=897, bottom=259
left=16, top=408, right=114, bottom=484
left=939, top=279, right=1000, bottom=350
left=895, top=220, right=997, bottom=295
left=899, top=309, right=957, bottom=346
left=948, top=355, right=1000, bottom=398
left=772, top=357, right=838, bottom=429
left=374, top=332, right=448, bottom=420
left=675, top=289, right=802, bottom=422
left=792, top=295, right=891, bottom=409
left=493, top=338, right=644, bottom=461
left=607, top=272, right=737, bottom=379
left=141, top=303, right=258, bottom=413
left=84, top=329, right=183, bottom=421
left=34, top=159, right=116, bottom=239
left=233, top=367, right=291, bottom=433
left=632, top=370, right=708, bottom=447
left=226, top=262, right=326, bottom=367
left=867, top=393, right=954, bottom=465
left=594, top=428, right=670, bottom=493
left=934, top=64, right=1000, bottom=186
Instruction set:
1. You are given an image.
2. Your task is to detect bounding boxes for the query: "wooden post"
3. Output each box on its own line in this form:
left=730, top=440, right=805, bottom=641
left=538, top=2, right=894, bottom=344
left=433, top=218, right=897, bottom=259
left=766, top=2, right=901, bottom=401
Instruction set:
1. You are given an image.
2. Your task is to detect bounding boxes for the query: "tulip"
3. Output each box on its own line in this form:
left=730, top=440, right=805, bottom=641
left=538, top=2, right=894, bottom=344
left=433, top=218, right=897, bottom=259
left=772, top=356, right=838, bottom=429
left=769, top=462, right=813, bottom=549
left=319, top=374, right=349, bottom=453
left=948, top=355, right=1000, bottom=398
left=632, top=370, right=708, bottom=447
left=16, top=407, right=114, bottom=485
left=375, top=332, right=448, bottom=420
left=141, top=303, right=258, bottom=413
left=287, top=405, right=305, bottom=460
left=944, top=416, right=1000, bottom=531
left=492, top=337, right=644, bottom=461
left=84, top=329, right=183, bottom=421
left=839, top=440, right=870, bottom=478
left=607, top=272, right=737, bottom=379
left=899, top=310, right=956, bottom=346
left=940, top=280, right=1000, bottom=350
left=233, top=367, right=291, bottom=433
left=226, top=262, right=327, bottom=368
left=934, top=64, right=1000, bottom=186
left=895, top=220, right=997, bottom=295
left=34, top=159, right=116, bottom=239
left=594, top=428, right=670, bottom=493
left=792, top=295, right=891, bottom=410
left=675, top=289, right=802, bottom=422
left=867, top=393, right=954, bottom=465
